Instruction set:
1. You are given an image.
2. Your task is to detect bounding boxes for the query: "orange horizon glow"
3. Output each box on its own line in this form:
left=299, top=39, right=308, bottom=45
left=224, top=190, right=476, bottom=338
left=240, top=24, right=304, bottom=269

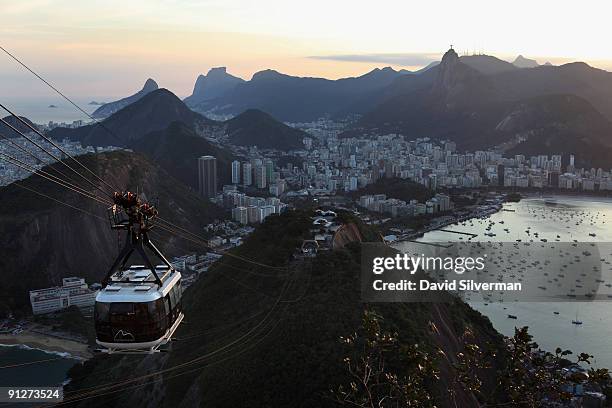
left=2, top=1, right=612, bottom=99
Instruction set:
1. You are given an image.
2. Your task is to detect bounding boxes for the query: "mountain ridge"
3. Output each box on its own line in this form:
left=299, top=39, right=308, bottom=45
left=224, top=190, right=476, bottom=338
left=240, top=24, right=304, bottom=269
left=64, top=210, right=504, bottom=407
left=356, top=49, right=612, bottom=167
left=513, top=55, right=540, bottom=68
left=131, top=121, right=236, bottom=188
left=224, top=109, right=306, bottom=150
left=92, top=78, right=159, bottom=119
left=187, top=66, right=413, bottom=121
left=49, top=89, right=211, bottom=147
left=184, top=67, right=245, bottom=107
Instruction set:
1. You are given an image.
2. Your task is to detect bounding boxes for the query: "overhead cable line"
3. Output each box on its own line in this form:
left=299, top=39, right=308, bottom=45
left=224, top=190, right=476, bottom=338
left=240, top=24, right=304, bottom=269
left=59, top=312, right=285, bottom=406
left=0, top=357, right=65, bottom=370
left=0, top=45, right=125, bottom=147
left=11, top=181, right=108, bottom=221
left=0, top=115, right=115, bottom=198
left=154, top=217, right=288, bottom=271
left=0, top=139, right=113, bottom=206
left=60, top=267, right=296, bottom=403
left=0, top=153, right=111, bottom=207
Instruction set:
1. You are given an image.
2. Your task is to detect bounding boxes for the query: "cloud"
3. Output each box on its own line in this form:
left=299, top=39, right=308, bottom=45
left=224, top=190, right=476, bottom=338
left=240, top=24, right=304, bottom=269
left=308, top=52, right=440, bottom=67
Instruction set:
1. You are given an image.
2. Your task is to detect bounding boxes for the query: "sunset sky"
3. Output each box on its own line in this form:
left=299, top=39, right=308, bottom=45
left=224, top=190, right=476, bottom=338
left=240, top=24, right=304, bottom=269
left=2, top=0, right=612, bottom=100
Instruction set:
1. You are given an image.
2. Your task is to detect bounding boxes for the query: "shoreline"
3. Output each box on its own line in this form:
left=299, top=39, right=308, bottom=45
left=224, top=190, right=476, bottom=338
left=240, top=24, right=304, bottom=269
left=0, top=331, right=92, bottom=360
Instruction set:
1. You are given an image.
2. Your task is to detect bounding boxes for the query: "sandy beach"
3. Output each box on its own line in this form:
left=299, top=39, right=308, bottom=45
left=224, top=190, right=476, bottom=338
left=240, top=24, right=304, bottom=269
left=0, top=330, right=92, bottom=360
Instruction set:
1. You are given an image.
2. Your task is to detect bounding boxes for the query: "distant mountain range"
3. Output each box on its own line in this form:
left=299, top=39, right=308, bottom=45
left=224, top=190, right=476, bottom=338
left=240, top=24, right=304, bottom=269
left=91, top=78, right=159, bottom=118
left=355, top=48, right=612, bottom=167
left=49, top=88, right=307, bottom=152
left=513, top=55, right=540, bottom=68
left=184, top=67, right=245, bottom=107
left=0, top=115, right=38, bottom=138
left=63, top=50, right=612, bottom=167
left=50, top=89, right=207, bottom=146
left=185, top=66, right=414, bottom=122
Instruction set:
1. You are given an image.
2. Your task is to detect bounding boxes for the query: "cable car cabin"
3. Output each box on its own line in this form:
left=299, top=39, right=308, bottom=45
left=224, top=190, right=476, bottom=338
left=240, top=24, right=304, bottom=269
left=94, top=265, right=183, bottom=353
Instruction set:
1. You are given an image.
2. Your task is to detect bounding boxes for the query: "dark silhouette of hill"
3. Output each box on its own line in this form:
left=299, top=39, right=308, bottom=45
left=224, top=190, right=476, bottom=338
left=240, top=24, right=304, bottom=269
left=357, top=49, right=612, bottom=167
left=184, top=67, right=245, bottom=106
left=501, top=94, right=612, bottom=167
left=189, top=67, right=413, bottom=121
left=0, top=115, right=38, bottom=138
left=92, top=78, right=159, bottom=118
left=49, top=88, right=307, bottom=152
left=65, top=210, right=504, bottom=407
left=460, top=54, right=518, bottom=75
left=48, top=89, right=212, bottom=147
left=132, top=121, right=236, bottom=188
left=0, top=151, right=223, bottom=313
left=225, top=109, right=306, bottom=150
left=350, top=177, right=433, bottom=203
left=488, top=62, right=612, bottom=119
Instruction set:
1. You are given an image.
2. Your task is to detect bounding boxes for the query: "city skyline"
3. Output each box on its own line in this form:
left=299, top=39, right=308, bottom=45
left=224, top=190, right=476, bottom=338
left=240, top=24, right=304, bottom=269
left=3, top=0, right=612, bottom=100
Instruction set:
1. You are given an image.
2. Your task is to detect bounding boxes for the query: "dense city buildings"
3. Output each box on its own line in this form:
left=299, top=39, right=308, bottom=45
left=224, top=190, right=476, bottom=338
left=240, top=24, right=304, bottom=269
left=221, top=187, right=288, bottom=224
left=0, top=134, right=122, bottom=186
left=194, top=117, right=612, bottom=230
left=358, top=192, right=452, bottom=217
left=269, top=124, right=612, bottom=194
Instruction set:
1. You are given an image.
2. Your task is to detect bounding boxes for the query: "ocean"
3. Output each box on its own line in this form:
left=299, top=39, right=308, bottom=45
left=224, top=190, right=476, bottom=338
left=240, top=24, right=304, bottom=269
left=3, top=96, right=108, bottom=125
left=0, top=344, right=79, bottom=387
left=395, top=196, right=612, bottom=369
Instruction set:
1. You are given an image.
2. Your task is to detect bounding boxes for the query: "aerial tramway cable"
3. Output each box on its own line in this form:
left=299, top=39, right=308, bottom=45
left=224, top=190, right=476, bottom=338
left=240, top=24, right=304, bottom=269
left=57, top=271, right=295, bottom=406
left=0, top=110, right=118, bottom=196
left=0, top=153, right=111, bottom=207
left=0, top=45, right=125, bottom=149
left=0, top=133, right=83, bottom=193
left=2, top=118, right=288, bottom=272
left=56, top=260, right=297, bottom=404
left=10, top=181, right=108, bottom=222
left=58, top=309, right=287, bottom=407
left=0, top=165, right=306, bottom=404
left=0, top=146, right=113, bottom=206
left=0, top=46, right=302, bottom=377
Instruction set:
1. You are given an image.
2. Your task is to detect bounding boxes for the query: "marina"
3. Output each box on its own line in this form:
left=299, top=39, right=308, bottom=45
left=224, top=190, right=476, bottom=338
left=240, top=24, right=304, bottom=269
left=394, top=195, right=612, bottom=368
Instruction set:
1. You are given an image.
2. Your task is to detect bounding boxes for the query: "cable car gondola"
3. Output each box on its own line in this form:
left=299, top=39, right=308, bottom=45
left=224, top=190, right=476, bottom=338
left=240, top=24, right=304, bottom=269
left=94, top=192, right=184, bottom=354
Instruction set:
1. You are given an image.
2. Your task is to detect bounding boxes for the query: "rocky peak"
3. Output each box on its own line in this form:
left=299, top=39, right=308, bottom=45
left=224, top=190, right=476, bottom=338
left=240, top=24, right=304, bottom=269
left=142, top=78, right=159, bottom=92
left=512, top=55, right=539, bottom=68
left=186, top=67, right=244, bottom=104
left=251, top=69, right=285, bottom=81
left=432, top=47, right=462, bottom=94
left=442, top=47, right=459, bottom=63
left=208, top=67, right=228, bottom=76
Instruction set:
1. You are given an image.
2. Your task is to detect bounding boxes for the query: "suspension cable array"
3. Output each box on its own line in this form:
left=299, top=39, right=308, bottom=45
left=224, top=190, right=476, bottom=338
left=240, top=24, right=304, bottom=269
left=0, top=113, right=306, bottom=402
left=0, top=44, right=310, bottom=402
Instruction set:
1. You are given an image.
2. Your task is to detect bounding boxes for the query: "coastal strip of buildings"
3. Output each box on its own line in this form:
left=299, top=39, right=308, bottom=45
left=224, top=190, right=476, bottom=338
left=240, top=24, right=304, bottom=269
left=29, top=277, right=97, bottom=315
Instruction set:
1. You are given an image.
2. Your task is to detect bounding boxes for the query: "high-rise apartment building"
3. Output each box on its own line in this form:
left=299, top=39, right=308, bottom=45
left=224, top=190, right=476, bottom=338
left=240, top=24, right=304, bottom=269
left=198, top=156, right=217, bottom=198
left=231, top=160, right=241, bottom=184
left=254, top=165, right=267, bottom=189
left=243, top=162, right=252, bottom=186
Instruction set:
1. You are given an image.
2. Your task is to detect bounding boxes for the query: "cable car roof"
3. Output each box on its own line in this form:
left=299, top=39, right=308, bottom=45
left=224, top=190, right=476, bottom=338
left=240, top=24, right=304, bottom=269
left=96, top=266, right=181, bottom=303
